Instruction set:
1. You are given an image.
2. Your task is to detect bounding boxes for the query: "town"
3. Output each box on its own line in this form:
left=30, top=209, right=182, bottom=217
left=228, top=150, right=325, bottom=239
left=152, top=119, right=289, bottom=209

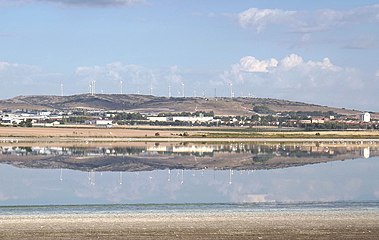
left=0, top=106, right=377, bottom=130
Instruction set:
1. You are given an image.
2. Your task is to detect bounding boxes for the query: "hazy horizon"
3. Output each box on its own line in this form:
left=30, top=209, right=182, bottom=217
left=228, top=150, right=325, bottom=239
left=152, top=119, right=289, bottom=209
left=1, top=0, right=378, bottom=111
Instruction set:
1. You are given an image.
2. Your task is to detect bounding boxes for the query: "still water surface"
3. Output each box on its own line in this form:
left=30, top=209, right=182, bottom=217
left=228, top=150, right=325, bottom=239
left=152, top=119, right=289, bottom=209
left=0, top=142, right=378, bottom=206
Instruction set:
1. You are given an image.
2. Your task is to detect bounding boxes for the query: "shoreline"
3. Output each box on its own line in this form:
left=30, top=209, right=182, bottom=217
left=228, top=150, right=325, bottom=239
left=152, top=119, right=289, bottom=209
left=1, top=209, right=378, bottom=239
left=2, top=136, right=379, bottom=144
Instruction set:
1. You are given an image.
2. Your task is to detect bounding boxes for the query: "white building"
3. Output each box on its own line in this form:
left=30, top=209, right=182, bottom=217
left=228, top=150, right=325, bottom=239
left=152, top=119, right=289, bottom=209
left=96, top=120, right=113, bottom=128
left=147, top=116, right=214, bottom=123
left=361, top=112, right=371, bottom=122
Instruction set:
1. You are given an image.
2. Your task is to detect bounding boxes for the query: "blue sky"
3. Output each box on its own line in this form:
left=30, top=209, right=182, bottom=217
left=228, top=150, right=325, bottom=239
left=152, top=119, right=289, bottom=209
left=0, top=0, right=379, bottom=111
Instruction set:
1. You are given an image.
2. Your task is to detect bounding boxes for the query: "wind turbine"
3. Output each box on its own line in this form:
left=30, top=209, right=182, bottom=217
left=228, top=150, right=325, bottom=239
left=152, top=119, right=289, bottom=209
left=181, top=82, right=185, bottom=98
left=60, top=82, right=64, bottom=97
left=89, top=80, right=96, bottom=96
left=229, top=83, right=234, bottom=99
left=120, top=80, right=123, bottom=94
left=168, top=84, right=172, bottom=98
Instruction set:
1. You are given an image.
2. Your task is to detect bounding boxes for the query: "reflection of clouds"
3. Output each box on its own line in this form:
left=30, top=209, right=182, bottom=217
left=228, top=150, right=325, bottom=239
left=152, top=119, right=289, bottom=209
left=0, top=192, right=18, bottom=201
left=1, top=157, right=379, bottom=205
left=226, top=158, right=379, bottom=203
left=238, top=194, right=271, bottom=203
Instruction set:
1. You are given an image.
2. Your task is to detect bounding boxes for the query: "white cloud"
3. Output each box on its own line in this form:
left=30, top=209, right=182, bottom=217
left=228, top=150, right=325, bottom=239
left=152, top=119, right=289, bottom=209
left=238, top=8, right=296, bottom=32
left=0, top=0, right=145, bottom=7
left=237, top=4, right=379, bottom=33
left=239, top=56, right=278, bottom=73
left=306, top=57, right=340, bottom=71
left=220, top=54, right=366, bottom=107
left=376, top=70, right=379, bottom=78
left=281, top=54, right=303, bottom=69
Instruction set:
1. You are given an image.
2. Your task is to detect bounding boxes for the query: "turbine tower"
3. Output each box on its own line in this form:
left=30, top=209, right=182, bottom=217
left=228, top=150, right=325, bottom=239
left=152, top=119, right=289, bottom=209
left=89, top=80, right=96, bottom=96
left=229, top=83, right=234, bottom=99
left=60, top=82, right=64, bottom=97
left=120, top=80, right=123, bottom=94
left=149, top=83, right=153, bottom=95
left=181, top=82, right=185, bottom=98
left=168, top=84, right=172, bottom=98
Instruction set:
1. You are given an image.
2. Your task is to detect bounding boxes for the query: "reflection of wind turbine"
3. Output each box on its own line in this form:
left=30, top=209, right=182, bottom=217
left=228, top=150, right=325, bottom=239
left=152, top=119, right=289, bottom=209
left=119, top=172, right=123, bottom=185
left=88, top=171, right=96, bottom=185
left=60, top=168, right=63, bottom=182
left=229, top=169, right=233, bottom=185
left=168, top=169, right=171, bottom=182
left=181, top=169, right=184, bottom=184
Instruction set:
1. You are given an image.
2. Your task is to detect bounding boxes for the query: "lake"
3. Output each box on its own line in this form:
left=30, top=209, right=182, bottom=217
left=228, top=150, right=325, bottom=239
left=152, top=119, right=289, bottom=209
left=0, top=142, right=378, bottom=206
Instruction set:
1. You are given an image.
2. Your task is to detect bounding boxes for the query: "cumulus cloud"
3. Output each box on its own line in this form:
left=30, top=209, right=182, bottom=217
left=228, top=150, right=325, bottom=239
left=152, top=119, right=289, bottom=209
left=220, top=54, right=366, bottom=107
left=281, top=54, right=303, bottom=69
left=238, top=8, right=296, bottom=32
left=239, top=56, right=278, bottom=73
left=0, top=0, right=145, bottom=7
left=237, top=4, right=379, bottom=33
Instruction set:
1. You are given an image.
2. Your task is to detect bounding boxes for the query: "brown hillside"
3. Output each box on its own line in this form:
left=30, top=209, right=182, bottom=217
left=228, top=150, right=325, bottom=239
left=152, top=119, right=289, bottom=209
left=0, top=94, right=375, bottom=117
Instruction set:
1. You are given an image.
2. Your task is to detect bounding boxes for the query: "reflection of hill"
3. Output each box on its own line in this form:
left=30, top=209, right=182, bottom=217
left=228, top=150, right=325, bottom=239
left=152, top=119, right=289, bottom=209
left=0, top=145, right=377, bottom=172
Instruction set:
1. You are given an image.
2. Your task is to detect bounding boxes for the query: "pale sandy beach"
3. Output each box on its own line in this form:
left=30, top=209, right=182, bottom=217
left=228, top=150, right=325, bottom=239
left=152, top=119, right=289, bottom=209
left=1, top=210, right=378, bottom=239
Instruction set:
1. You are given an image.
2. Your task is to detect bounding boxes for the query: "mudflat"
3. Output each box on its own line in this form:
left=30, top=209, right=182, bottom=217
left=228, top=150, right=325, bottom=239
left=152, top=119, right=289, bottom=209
left=1, top=210, right=378, bottom=239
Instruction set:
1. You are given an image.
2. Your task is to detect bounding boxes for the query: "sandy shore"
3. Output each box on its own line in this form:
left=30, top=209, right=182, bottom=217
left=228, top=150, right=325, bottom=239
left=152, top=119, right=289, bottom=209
left=1, top=210, right=378, bottom=239
left=1, top=126, right=379, bottom=139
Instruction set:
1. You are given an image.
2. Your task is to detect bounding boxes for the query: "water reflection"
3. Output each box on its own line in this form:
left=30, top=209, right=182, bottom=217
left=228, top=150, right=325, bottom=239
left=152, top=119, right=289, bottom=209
left=0, top=143, right=378, bottom=172
left=0, top=142, right=378, bottom=205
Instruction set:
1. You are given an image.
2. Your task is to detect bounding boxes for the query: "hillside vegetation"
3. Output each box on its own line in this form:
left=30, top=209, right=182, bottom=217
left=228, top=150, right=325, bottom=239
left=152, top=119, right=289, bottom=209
left=0, top=94, right=371, bottom=117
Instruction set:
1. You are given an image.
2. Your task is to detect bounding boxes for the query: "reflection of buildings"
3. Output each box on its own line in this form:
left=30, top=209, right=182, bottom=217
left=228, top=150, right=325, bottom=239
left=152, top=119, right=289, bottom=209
left=147, top=145, right=215, bottom=154
left=362, top=147, right=370, bottom=159
left=1, top=143, right=379, bottom=174
left=1, top=144, right=378, bottom=161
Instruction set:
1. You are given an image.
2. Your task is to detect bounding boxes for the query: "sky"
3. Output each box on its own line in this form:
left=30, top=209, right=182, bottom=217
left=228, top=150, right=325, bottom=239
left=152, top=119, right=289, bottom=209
left=0, top=0, right=378, bottom=111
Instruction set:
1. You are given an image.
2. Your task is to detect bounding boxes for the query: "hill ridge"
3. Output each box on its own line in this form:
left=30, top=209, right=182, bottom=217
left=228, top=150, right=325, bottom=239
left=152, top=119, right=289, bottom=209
left=0, top=94, right=370, bottom=117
